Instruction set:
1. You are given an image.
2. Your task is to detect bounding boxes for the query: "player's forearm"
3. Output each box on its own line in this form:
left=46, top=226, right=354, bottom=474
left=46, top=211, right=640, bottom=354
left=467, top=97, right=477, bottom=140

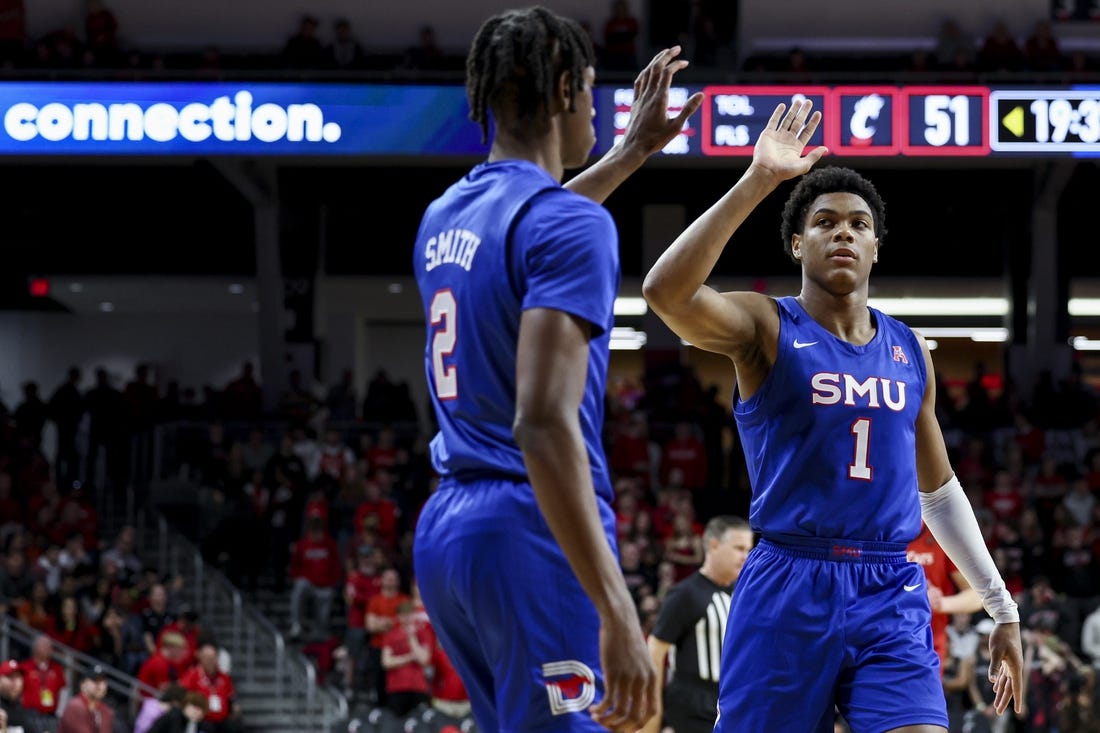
left=643, top=166, right=779, bottom=310
left=939, top=588, right=984, bottom=615
left=366, top=615, right=390, bottom=633
left=639, top=637, right=669, bottom=733
left=515, top=416, right=635, bottom=620
left=920, top=476, right=1019, bottom=623
left=565, top=143, right=649, bottom=204
left=381, top=650, right=415, bottom=669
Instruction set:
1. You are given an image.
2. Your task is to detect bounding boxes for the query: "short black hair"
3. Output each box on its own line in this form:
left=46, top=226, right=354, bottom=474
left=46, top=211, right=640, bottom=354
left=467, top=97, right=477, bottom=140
left=465, top=6, right=595, bottom=145
left=779, top=166, right=887, bottom=262
left=703, top=515, right=750, bottom=544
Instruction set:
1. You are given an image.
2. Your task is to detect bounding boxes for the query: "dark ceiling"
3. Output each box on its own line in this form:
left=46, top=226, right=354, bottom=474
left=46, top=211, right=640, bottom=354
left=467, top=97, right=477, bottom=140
left=0, top=157, right=1090, bottom=288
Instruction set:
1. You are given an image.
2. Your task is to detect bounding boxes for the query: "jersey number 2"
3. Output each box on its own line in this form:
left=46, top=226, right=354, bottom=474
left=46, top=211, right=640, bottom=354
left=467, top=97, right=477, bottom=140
left=430, top=289, right=458, bottom=400
left=849, top=418, right=872, bottom=480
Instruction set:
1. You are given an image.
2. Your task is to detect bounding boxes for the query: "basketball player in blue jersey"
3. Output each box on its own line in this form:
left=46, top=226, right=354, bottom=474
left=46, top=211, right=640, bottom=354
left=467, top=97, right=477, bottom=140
left=411, top=7, right=702, bottom=733
left=642, top=99, right=1024, bottom=732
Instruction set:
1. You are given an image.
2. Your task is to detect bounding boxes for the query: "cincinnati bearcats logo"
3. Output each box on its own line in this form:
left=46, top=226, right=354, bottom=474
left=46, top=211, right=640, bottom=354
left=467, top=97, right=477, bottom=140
left=542, top=660, right=596, bottom=715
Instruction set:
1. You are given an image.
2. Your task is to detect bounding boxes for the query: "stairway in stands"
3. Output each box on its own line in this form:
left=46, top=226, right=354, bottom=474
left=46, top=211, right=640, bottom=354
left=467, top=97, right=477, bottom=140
left=127, top=486, right=348, bottom=733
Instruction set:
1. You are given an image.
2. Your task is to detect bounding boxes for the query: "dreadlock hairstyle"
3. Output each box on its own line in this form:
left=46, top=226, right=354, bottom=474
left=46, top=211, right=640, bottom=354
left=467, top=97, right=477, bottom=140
left=465, top=6, right=596, bottom=145
left=779, top=166, right=887, bottom=263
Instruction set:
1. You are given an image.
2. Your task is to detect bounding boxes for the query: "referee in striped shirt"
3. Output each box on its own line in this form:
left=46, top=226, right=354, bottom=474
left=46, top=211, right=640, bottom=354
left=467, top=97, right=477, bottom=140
left=642, top=515, right=754, bottom=733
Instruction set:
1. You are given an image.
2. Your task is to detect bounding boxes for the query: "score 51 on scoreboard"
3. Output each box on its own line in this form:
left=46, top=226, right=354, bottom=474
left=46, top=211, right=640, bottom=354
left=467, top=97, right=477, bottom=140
left=606, top=84, right=1100, bottom=158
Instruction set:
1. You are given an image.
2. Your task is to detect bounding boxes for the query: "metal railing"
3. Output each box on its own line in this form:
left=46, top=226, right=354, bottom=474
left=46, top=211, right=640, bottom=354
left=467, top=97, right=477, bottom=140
left=143, top=512, right=348, bottom=730
left=0, top=615, right=160, bottom=723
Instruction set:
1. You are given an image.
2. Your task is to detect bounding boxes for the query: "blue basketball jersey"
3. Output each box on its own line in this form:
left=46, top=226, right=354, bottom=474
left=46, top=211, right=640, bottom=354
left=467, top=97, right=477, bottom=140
left=413, top=159, right=620, bottom=501
left=734, top=296, right=927, bottom=543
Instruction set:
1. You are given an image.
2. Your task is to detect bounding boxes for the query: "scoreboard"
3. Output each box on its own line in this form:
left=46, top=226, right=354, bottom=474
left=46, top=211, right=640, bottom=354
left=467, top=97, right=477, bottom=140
left=602, top=84, right=1100, bottom=158
left=0, top=81, right=1097, bottom=157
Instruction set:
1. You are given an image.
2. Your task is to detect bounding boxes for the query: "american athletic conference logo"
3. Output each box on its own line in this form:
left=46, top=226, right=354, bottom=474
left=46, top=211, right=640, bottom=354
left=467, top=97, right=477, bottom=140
left=542, top=660, right=596, bottom=715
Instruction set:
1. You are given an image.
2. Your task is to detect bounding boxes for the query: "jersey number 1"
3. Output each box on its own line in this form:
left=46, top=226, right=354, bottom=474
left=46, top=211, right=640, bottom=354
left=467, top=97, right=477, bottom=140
left=849, top=418, right=872, bottom=480
left=430, top=289, right=458, bottom=400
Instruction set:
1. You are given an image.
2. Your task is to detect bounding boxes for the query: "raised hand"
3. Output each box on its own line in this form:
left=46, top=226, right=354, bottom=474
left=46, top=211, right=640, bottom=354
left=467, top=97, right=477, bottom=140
left=751, top=98, right=828, bottom=182
left=565, top=46, right=703, bottom=204
left=618, top=46, right=704, bottom=158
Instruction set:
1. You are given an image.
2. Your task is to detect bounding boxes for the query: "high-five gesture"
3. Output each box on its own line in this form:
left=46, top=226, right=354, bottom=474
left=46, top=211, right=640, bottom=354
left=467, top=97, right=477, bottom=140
left=619, top=46, right=704, bottom=158
left=751, top=99, right=828, bottom=182
left=567, top=46, right=703, bottom=204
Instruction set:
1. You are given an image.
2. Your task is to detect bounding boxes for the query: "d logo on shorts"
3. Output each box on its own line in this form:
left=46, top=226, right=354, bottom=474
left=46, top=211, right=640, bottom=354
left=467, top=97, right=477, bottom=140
left=541, top=660, right=596, bottom=715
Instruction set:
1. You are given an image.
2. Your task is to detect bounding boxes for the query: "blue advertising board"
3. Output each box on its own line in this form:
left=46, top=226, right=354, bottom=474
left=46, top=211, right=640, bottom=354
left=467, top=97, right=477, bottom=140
left=1, top=80, right=1098, bottom=158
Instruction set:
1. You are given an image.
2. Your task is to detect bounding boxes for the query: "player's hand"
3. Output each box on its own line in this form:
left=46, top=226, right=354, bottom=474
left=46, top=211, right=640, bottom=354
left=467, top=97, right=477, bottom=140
left=988, top=622, right=1025, bottom=715
left=590, top=606, right=656, bottom=732
left=750, top=99, right=828, bottom=183
left=618, top=46, right=704, bottom=159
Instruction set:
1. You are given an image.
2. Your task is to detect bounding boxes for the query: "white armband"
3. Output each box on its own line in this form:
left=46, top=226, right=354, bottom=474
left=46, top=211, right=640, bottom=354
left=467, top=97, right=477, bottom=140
left=919, top=474, right=1020, bottom=624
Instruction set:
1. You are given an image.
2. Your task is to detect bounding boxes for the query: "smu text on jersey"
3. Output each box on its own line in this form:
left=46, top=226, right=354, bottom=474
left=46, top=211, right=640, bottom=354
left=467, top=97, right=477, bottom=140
left=810, top=372, right=908, bottom=410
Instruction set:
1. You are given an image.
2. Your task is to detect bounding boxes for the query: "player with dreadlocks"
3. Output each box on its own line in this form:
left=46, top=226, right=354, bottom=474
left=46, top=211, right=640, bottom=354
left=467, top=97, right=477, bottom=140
left=412, top=6, right=701, bottom=732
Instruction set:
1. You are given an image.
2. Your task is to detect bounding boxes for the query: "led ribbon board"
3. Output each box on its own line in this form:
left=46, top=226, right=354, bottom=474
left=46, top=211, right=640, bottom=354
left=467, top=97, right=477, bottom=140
left=0, top=81, right=1097, bottom=157
left=0, top=82, right=486, bottom=155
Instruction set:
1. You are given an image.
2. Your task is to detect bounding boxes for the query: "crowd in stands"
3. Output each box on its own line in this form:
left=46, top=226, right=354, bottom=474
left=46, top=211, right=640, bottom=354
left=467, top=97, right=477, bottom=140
left=0, top=367, right=254, bottom=731
left=3, top=349, right=1100, bottom=731
left=0, top=334, right=1100, bottom=726
left=1, top=0, right=1099, bottom=81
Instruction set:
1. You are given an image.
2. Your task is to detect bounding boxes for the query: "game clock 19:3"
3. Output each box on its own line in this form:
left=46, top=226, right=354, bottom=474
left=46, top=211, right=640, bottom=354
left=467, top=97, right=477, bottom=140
left=991, top=90, right=1100, bottom=151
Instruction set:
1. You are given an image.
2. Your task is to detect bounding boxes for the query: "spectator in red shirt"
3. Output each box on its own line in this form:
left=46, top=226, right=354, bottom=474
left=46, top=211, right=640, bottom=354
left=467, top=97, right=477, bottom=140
left=180, top=639, right=241, bottom=733
left=300, top=489, right=330, bottom=533
left=342, top=544, right=381, bottom=696
left=661, top=422, right=707, bottom=490
left=610, top=412, right=652, bottom=488
left=57, top=487, right=99, bottom=551
left=365, top=426, right=398, bottom=477
left=0, top=658, right=31, bottom=731
left=354, top=479, right=398, bottom=551
left=428, top=631, right=470, bottom=721
left=984, top=469, right=1024, bottom=522
left=20, top=634, right=65, bottom=716
left=317, top=428, right=355, bottom=483
left=27, top=480, right=62, bottom=540
left=47, top=596, right=96, bottom=653
left=157, top=608, right=201, bottom=670
left=15, top=580, right=52, bottom=634
left=137, top=631, right=192, bottom=697
left=614, top=490, right=641, bottom=541
left=57, top=665, right=114, bottom=733
left=288, top=510, right=342, bottom=641
left=381, top=601, right=432, bottom=716
left=344, top=525, right=380, bottom=575
left=365, top=568, right=408, bottom=708
left=664, top=510, right=704, bottom=582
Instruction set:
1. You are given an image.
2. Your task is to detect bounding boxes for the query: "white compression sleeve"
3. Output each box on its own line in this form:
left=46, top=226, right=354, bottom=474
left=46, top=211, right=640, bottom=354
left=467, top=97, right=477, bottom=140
left=919, top=474, right=1020, bottom=624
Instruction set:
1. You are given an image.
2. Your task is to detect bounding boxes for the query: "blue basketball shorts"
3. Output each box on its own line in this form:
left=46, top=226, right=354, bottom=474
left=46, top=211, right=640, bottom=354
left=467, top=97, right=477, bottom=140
left=413, top=476, right=617, bottom=732
left=715, top=535, right=948, bottom=733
